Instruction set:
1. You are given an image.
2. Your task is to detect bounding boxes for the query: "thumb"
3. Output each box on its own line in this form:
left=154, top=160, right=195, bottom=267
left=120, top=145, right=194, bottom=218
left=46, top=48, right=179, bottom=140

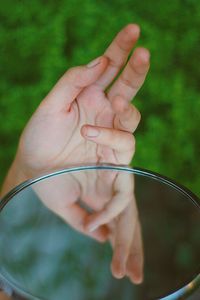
left=42, top=56, right=108, bottom=111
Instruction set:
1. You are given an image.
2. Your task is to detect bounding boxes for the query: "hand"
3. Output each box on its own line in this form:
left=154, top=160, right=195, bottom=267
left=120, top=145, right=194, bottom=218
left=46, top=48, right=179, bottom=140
left=15, top=23, right=150, bottom=179
left=34, top=168, right=143, bottom=284
left=33, top=170, right=111, bottom=243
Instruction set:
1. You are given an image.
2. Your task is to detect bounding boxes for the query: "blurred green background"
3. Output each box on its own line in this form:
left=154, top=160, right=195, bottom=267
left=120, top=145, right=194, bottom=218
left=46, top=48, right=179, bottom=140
left=0, top=0, right=200, bottom=196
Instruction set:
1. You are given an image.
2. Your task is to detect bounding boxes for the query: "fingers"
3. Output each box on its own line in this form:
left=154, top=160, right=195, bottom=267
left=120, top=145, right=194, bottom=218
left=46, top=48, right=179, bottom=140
left=112, top=95, right=141, bottom=132
left=85, top=194, right=130, bottom=233
left=108, top=47, right=150, bottom=103
left=84, top=173, right=134, bottom=232
left=63, top=203, right=110, bottom=243
left=41, top=56, right=108, bottom=112
left=81, top=125, right=135, bottom=153
left=35, top=175, right=110, bottom=243
left=111, top=203, right=137, bottom=279
left=126, top=219, right=144, bottom=284
left=95, top=24, right=140, bottom=89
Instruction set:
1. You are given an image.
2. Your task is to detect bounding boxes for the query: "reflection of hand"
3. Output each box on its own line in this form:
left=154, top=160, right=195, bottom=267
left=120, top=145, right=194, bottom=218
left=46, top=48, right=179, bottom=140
left=84, top=172, right=143, bottom=284
left=34, top=171, right=111, bottom=243
left=13, top=23, right=149, bottom=180
left=35, top=170, right=143, bottom=285
left=0, top=23, right=148, bottom=285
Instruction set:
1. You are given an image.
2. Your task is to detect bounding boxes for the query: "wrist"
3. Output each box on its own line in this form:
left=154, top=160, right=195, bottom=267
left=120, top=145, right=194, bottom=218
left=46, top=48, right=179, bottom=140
left=0, top=155, right=27, bottom=198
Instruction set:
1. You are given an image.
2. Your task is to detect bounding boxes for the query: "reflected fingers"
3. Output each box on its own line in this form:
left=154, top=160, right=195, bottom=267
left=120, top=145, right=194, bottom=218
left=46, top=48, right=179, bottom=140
left=62, top=203, right=110, bottom=243
left=84, top=172, right=134, bottom=232
left=126, top=219, right=144, bottom=284
left=111, top=201, right=137, bottom=279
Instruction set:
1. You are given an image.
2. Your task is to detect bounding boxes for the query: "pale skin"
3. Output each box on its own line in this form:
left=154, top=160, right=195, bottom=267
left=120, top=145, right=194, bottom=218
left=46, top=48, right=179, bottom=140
left=0, top=24, right=150, bottom=297
left=33, top=169, right=143, bottom=283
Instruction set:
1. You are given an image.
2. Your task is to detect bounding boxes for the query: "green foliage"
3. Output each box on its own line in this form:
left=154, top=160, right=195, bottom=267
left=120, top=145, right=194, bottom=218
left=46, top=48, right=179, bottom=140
left=0, top=0, right=200, bottom=195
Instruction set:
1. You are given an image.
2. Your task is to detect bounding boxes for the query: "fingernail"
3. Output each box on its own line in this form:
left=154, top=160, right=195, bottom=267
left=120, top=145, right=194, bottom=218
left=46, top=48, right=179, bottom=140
left=118, top=268, right=126, bottom=278
left=87, top=56, right=102, bottom=68
left=85, top=127, right=100, bottom=138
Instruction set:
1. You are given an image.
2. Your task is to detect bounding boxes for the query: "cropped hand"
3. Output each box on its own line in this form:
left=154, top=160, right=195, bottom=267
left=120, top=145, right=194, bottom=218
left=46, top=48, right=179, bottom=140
left=15, top=23, right=150, bottom=179
left=34, top=169, right=143, bottom=284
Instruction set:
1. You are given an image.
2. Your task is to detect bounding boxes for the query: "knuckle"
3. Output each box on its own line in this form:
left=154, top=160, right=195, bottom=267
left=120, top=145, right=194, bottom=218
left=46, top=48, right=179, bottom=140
left=108, top=56, right=124, bottom=69
left=117, top=132, right=136, bottom=152
left=66, top=66, right=83, bottom=79
left=65, top=66, right=77, bottom=78
left=121, top=73, right=140, bottom=90
left=127, top=134, right=136, bottom=150
left=65, top=66, right=85, bottom=88
left=132, top=58, right=149, bottom=76
left=121, top=74, right=134, bottom=88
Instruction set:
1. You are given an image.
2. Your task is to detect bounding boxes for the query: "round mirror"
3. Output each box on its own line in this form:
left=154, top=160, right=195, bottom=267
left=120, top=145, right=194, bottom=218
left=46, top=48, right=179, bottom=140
left=0, top=165, right=199, bottom=300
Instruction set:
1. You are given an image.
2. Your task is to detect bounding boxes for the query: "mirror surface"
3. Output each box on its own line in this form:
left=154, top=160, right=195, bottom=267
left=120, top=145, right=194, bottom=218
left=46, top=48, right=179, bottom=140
left=0, top=166, right=199, bottom=300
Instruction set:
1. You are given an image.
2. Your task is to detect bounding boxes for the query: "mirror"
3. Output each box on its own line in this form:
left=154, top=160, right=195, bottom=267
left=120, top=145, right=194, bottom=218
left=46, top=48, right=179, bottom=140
left=0, top=166, right=199, bottom=299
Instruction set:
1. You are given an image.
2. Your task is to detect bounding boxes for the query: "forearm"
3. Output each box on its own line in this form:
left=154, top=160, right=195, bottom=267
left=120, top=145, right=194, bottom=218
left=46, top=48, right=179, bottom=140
left=0, top=157, right=27, bottom=198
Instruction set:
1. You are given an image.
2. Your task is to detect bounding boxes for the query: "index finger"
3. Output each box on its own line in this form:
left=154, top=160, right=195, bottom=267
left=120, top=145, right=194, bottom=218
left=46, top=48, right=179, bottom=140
left=95, top=24, right=140, bottom=89
left=41, top=56, right=108, bottom=112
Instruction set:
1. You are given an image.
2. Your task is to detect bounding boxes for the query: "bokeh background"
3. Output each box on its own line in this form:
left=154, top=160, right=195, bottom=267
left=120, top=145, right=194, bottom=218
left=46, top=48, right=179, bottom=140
left=0, top=0, right=200, bottom=196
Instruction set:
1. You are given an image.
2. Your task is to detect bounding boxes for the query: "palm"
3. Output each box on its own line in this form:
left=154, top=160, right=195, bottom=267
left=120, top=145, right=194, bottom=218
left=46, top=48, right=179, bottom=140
left=68, top=85, right=118, bottom=162
left=20, top=84, right=117, bottom=174
left=63, top=84, right=118, bottom=164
